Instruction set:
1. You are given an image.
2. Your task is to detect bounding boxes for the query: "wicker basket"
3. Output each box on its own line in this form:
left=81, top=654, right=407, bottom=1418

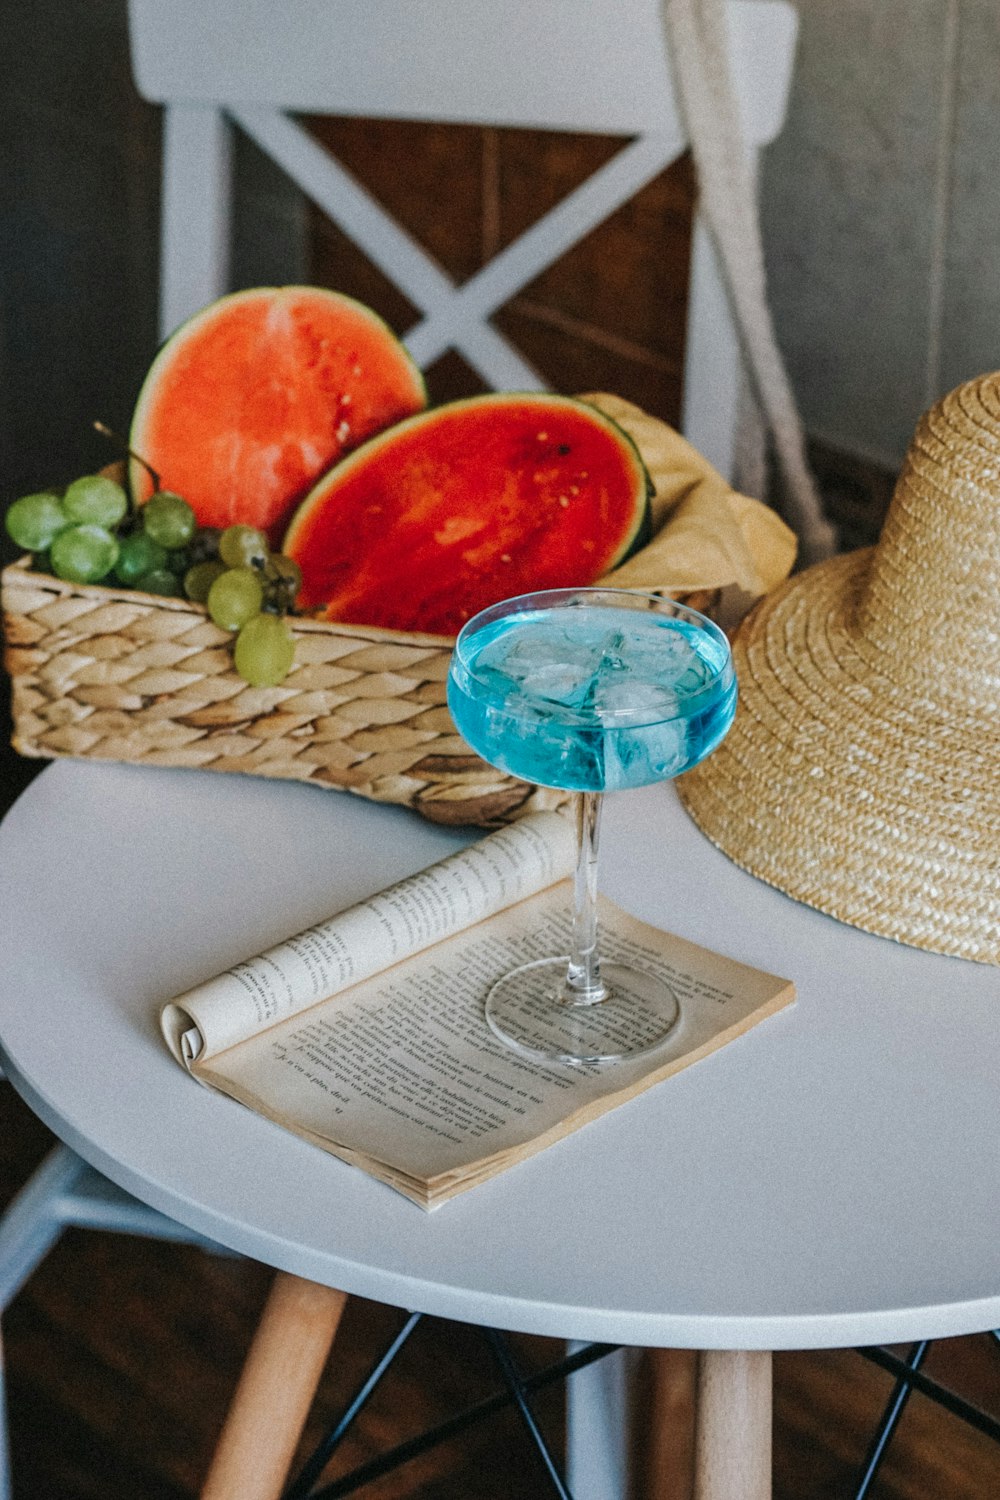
left=1, top=556, right=720, bottom=827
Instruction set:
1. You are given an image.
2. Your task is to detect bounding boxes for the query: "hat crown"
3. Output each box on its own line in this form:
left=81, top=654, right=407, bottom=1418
left=857, top=374, right=1000, bottom=708
left=678, top=372, right=1000, bottom=964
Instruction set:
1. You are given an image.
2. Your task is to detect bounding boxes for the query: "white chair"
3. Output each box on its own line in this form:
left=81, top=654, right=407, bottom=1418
left=0, top=6, right=799, bottom=1495
left=127, top=0, right=799, bottom=483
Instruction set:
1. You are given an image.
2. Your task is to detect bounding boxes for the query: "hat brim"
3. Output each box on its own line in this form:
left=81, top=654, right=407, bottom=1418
left=676, top=549, right=1000, bottom=964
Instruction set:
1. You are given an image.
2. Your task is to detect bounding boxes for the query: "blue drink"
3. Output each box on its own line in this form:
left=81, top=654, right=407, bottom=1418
left=448, top=602, right=736, bottom=793
left=447, top=588, right=737, bottom=1065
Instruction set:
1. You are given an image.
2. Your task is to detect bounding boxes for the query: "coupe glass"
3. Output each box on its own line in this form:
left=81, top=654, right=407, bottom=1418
left=447, top=587, right=737, bottom=1065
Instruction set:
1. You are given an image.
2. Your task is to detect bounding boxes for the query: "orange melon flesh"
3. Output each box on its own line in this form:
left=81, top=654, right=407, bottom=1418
left=283, top=393, right=651, bottom=636
left=129, top=286, right=426, bottom=545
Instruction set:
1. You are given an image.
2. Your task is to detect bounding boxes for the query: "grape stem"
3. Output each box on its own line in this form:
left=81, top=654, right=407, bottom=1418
left=92, top=421, right=161, bottom=492
left=253, top=553, right=299, bottom=616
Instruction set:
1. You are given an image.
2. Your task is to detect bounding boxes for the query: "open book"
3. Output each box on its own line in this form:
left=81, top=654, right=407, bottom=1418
left=162, top=812, right=794, bottom=1209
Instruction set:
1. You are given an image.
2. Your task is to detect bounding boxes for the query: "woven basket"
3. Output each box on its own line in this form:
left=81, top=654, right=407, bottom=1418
left=1, top=554, right=718, bottom=827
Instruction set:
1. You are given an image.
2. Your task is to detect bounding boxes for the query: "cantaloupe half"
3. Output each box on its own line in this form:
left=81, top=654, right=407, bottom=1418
left=129, top=286, right=426, bottom=544
left=283, top=393, right=652, bottom=636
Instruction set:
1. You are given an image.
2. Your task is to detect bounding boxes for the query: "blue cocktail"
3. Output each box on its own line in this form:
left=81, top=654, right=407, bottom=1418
left=448, top=587, right=737, bottom=1063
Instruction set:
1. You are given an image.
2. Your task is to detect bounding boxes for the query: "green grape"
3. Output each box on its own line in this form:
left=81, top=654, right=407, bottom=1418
left=184, top=559, right=226, bottom=603
left=142, top=491, right=197, bottom=549
left=62, top=474, right=128, bottom=529
left=219, top=524, right=268, bottom=570
left=5, top=490, right=69, bottom=552
left=50, top=524, right=119, bottom=584
left=136, top=567, right=183, bottom=596
left=188, top=526, right=223, bottom=564
left=234, top=612, right=296, bottom=686
left=207, top=567, right=264, bottom=630
left=114, top=531, right=168, bottom=585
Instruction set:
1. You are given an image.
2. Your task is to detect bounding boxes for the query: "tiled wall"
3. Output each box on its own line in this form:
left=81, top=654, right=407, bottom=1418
left=761, top=0, right=1000, bottom=471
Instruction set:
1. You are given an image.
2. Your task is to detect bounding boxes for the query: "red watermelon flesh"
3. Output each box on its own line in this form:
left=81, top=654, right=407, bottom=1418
left=128, top=286, right=427, bottom=545
left=283, top=393, right=652, bottom=636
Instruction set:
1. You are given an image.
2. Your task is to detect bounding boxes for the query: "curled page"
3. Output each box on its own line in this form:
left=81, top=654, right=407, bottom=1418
left=161, top=810, right=576, bottom=1068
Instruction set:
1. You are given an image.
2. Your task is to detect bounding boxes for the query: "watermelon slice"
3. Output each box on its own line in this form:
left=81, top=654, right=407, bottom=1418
left=283, top=393, right=652, bottom=636
left=129, top=286, right=426, bottom=545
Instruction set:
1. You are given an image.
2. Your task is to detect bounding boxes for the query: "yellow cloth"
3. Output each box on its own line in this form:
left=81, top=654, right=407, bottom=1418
left=581, top=392, right=797, bottom=601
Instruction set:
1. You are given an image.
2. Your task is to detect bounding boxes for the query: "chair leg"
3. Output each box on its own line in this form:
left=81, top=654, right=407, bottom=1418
left=643, top=1348, right=697, bottom=1498
left=693, top=1350, right=771, bottom=1500
left=0, top=1328, right=11, bottom=1500
left=200, top=1272, right=348, bottom=1500
left=0, top=1143, right=84, bottom=1309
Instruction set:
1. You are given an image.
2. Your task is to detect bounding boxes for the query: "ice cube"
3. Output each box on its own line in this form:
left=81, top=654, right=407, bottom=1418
left=526, top=661, right=594, bottom=709
left=480, top=630, right=595, bottom=709
left=490, top=633, right=568, bottom=677
left=620, top=625, right=700, bottom=677
left=590, top=675, right=681, bottom=722
left=601, top=718, right=690, bottom=791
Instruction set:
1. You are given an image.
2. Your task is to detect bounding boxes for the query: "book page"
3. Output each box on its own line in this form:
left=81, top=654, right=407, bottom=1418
left=161, top=811, right=576, bottom=1066
left=196, top=885, right=795, bottom=1207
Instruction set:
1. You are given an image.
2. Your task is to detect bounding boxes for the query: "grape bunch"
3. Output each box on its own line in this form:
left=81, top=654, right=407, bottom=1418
left=5, top=477, right=299, bottom=688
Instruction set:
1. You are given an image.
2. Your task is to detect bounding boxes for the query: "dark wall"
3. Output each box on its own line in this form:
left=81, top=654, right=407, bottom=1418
left=0, top=0, right=160, bottom=530
left=0, top=0, right=308, bottom=556
left=1, top=2, right=151, bottom=803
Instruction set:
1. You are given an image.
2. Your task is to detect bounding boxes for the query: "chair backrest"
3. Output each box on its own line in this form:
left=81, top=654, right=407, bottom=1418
left=127, top=0, right=794, bottom=138
left=125, top=0, right=798, bottom=479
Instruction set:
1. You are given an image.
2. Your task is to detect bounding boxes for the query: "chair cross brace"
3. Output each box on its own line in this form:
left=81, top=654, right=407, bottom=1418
left=283, top=1316, right=620, bottom=1499
left=173, top=105, right=687, bottom=393
left=482, top=1326, right=574, bottom=1500
left=851, top=1340, right=929, bottom=1499
left=851, top=1336, right=1000, bottom=1499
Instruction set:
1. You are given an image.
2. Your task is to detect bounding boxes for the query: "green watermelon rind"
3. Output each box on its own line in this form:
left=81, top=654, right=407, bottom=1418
left=127, top=284, right=427, bottom=519
left=283, top=390, right=654, bottom=632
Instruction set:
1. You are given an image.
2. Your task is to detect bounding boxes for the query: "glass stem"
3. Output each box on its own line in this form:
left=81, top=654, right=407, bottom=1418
left=564, top=791, right=607, bottom=1005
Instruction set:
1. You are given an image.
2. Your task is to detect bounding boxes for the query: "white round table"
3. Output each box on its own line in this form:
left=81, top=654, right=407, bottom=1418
left=0, top=760, right=997, bottom=1496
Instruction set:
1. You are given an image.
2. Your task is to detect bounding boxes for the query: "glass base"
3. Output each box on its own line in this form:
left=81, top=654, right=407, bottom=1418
left=485, top=958, right=680, bottom=1065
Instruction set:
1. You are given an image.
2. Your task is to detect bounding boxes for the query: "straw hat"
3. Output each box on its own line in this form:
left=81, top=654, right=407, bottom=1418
left=677, top=373, right=1000, bottom=965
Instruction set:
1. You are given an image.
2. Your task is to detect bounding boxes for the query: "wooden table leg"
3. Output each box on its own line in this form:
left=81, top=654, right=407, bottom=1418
left=200, top=1271, right=348, bottom=1500
left=693, top=1349, right=771, bottom=1500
